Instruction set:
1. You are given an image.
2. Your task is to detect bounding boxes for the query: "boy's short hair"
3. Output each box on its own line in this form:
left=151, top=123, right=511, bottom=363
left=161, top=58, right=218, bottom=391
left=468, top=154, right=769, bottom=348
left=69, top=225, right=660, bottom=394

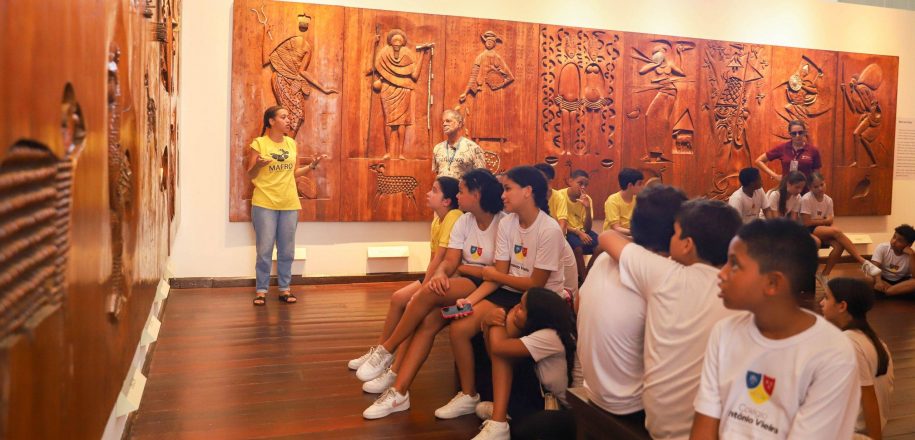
left=738, top=167, right=761, bottom=187
left=631, top=185, right=688, bottom=253
left=533, top=163, right=555, bottom=180
left=737, top=219, right=819, bottom=301
left=676, top=199, right=742, bottom=266
left=570, top=169, right=589, bottom=179
left=618, top=168, right=645, bottom=191
left=895, top=224, right=915, bottom=245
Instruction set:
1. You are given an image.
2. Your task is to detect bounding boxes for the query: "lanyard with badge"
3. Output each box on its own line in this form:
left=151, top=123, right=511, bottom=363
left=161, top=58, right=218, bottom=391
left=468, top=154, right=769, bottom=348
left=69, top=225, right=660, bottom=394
left=446, top=140, right=462, bottom=168
left=789, top=147, right=802, bottom=172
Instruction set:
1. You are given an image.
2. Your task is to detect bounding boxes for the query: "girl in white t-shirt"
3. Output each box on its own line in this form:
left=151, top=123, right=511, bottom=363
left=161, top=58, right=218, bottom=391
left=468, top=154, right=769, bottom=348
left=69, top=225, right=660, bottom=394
left=767, top=171, right=806, bottom=221
left=821, top=278, right=895, bottom=440
left=473, top=287, right=580, bottom=439
left=360, top=169, right=508, bottom=419
left=437, top=165, right=566, bottom=422
left=801, top=172, right=880, bottom=277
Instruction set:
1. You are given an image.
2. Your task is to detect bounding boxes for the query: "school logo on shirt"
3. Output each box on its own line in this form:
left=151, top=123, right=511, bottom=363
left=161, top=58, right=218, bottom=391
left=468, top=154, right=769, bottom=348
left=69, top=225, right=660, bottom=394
left=513, top=244, right=528, bottom=260
left=470, top=245, right=483, bottom=260
left=746, top=371, right=776, bottom=404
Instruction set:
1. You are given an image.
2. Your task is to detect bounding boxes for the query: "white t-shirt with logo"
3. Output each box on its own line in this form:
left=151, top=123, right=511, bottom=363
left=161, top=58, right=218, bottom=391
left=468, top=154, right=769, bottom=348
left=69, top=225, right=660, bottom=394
left=561, top=240, right=578, bottom=298
left=872, top=242, right=912, bottom=282
left=694, top=312, right=860, bottom=440
left=618, top=243, right=739, bottom=440
left=577, top=252, right=645, bottom=415
left=846, top=330, right=894, bottom=434
left=494, top=210, right=565, bottom=294
left=800, top=192, right=834, bottom=220
left=520, top=329, right=583, bottom=408
left=448, top=211, right=506, bottom=267
left=765, top=190, right=801, bottom=218
left=728, top=188, right=770, bottom=223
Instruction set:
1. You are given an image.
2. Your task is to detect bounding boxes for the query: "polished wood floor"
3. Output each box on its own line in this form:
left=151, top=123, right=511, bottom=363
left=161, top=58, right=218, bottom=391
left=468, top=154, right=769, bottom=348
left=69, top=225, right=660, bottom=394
left=130, top=265, right=915, bottom=439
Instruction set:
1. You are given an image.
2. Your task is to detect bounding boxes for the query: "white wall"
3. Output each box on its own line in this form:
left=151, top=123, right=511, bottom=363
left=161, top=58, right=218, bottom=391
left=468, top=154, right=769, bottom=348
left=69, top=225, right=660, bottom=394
left=172, top=0, right=915, bottom=278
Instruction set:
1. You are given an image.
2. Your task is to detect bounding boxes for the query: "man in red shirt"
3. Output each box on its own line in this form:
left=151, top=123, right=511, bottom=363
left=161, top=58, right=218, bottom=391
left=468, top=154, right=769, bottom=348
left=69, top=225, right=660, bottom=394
left=755, top=120, right=822, bottom=181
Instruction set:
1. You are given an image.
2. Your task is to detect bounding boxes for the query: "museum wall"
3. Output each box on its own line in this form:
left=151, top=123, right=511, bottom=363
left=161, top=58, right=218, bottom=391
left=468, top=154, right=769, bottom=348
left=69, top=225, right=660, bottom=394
left=172, top=0, right=915, bottom=278
left=0, top=0, right=180, bottom=438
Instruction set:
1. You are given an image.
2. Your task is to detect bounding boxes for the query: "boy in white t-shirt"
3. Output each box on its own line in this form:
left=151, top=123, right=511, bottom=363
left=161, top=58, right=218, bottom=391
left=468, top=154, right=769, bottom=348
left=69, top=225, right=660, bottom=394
left=867, top=224, right=915, bottom=297
left=691, top=219, right=860, bottom=439
left=599, top=198, right=744, bottom=440
left=578, top=185, right=687, bottom=418
left=727, top=167, right=773, bottom=223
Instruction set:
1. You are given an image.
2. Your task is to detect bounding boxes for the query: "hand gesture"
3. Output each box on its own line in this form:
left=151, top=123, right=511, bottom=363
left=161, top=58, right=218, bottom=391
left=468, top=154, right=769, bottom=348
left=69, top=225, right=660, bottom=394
left=903, top=246, right=914, bottom=256
left=482, top=308, right=507, bottom=329
left=428, top=272, right=450, bottom=296
left=453, top=298, right=473, bottom=320
left=313, top=153, right=329, bottom=166
left=482, top=266, right=499, bottom=282
left=580, top=194, right=591, bottom=209
left=254, top=155, right=271, bottom=170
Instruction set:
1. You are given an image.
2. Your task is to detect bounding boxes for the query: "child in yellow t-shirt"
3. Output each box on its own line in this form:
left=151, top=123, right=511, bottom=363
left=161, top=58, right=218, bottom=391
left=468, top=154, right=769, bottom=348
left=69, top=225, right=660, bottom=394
left=560, top=170, right=594, bottom=283
left=534, top=162, right=568, bottom=233
left=348, top=176, right=462, bottom=378
left=603, top=168, right=644, bottom=236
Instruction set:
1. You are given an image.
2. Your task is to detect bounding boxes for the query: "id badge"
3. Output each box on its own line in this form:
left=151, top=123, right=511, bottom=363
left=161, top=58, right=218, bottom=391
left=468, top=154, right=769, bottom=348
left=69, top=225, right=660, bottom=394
left=789, top=160, right=799, bottom=172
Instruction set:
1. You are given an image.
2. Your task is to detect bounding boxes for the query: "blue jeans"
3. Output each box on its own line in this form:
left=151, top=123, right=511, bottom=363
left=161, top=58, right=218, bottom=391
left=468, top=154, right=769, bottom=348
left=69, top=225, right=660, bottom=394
left=252, top=206, right=298, bottom=293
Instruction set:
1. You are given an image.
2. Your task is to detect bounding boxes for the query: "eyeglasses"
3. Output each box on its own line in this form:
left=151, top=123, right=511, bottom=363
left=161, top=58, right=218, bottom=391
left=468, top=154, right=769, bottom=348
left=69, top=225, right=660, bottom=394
left=789, top=131, right=806, bottom=136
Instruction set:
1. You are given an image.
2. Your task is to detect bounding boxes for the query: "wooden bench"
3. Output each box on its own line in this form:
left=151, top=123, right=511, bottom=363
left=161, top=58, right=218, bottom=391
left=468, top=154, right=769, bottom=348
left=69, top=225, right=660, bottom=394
left=567, top=387, right=651, bottom=440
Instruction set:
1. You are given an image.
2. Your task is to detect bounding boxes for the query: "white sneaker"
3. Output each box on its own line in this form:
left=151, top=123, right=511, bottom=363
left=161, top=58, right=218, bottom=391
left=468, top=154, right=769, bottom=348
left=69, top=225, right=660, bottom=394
left=363, top=368, right=397, bottom=393
left=356, top=345, right=394, bottom=381
left=863, top=261, right=882, bottom=277
left=434, top=391, right=480, bottom=419
left=348, top=346, right=375, bottom=370
left=471, top=420, right=510, bottom=440
left=362, top=387, right=410, bottom=419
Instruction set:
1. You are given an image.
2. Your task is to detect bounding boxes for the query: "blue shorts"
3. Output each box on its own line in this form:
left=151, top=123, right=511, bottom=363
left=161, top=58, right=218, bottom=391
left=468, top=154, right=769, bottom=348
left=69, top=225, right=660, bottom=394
left=566, top=230, right=598, bottom=254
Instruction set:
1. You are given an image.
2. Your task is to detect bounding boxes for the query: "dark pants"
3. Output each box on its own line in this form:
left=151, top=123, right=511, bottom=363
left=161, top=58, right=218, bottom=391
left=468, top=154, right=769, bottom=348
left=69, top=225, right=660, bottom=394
left=512, top=409, right=576, bottom=440
left=567, top=230, right=598, bottom=254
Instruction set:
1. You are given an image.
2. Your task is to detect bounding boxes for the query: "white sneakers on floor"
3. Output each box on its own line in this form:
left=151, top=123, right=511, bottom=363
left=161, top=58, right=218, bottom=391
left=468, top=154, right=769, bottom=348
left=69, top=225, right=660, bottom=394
left=863, top=260, right=882, bottom=277
left=475, top=401, right=493, bottom=420
left=434, top=391, right=480, bottom=419
left=356, top=346, right=394, bottom=381
left=363, top=387, right=410, bottom=419
left=348, top=346, right=375, bottom=370
left=363, top=368, right=397, bottom=393
left=471, top=420, right=510, bottom=440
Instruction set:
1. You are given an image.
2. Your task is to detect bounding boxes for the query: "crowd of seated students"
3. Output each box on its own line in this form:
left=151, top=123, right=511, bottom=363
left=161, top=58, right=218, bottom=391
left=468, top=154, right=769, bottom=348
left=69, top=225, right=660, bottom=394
left=347, top=163, right=907, bottom=440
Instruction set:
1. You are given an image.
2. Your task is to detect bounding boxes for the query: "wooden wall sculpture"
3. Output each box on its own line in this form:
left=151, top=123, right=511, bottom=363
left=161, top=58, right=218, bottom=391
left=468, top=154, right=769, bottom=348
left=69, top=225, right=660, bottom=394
left=230, top=2, right=899, bottom=221
left=0, top=0, right=180, bottom=438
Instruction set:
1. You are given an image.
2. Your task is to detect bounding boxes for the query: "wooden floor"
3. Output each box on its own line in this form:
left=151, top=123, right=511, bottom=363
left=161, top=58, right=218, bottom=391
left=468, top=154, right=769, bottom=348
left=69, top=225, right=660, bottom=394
left=130, top=265, right=915, bottom=439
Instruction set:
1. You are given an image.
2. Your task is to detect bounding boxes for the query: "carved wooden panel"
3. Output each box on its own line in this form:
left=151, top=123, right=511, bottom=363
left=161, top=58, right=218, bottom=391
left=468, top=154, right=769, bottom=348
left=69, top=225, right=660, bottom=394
left=0, top=0, right=179, bottom=437
left=832, top=54, right=898, bottom=215
left=339, top=8, right=445, bottom=221
left=537, top=25, right=622, bottom=219
left=230, top=0, right=344, bottom=221
left=228, top=2, right=899, bottom=219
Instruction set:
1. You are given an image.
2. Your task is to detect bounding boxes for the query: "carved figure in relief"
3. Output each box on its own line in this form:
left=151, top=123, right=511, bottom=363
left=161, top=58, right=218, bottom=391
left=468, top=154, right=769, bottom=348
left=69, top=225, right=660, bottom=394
left=774, top=56, right=829, bottom=130
left=672, top=109, right=695, bottom=154
left=369, top=29, right=433, bottom=160
left=369, top=162, right=419, bottom=209
left=459, top=31, right=515, bottom=142
left=631, top=40, right=695, bottom=159
left=251, top=7, right=338, bottom=137
left=841, top=63, right=883, bottom=167
left=107, top=46, right=133, bottom=319
left=702, top=43, right=767, bottom=199
left=541, top=29, right=618, bottom=156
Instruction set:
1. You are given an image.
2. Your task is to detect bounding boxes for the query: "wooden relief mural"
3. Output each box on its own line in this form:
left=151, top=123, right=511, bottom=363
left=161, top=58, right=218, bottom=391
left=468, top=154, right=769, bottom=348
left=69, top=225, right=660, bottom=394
left=0, top=0, right=180, bottom=437
left=229, top=2, right=899, bottom=220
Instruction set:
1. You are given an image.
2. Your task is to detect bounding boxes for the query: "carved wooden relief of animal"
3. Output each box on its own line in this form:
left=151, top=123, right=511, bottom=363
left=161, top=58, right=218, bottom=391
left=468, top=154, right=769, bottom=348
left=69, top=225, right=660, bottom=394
left=368, top=162, right=418, bottom=209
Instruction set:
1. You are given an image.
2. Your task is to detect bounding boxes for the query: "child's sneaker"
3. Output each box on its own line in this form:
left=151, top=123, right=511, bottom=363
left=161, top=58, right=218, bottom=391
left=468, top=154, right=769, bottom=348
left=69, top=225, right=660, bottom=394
left=348, top=346, right=375, bottom=370
left=475, top=401, right=493, bottom=420
left=471, top=420, right=510, bottom=440
left=362, top=387, right=410, bottom=419
left=862, top=261, right=882, bottom=277
left=434, top=391, right=480, bottom=419
left=362, top=368, right=397, bottom=393
left=356, top=345, right=393, bottom=381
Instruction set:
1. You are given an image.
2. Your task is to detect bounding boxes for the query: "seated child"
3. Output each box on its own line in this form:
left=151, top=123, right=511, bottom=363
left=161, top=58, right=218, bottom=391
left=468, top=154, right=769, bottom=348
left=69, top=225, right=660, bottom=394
left=559, top=170, right=595, bottom=283
left=866, top=224, right=915, bottom=297
left=727, top=167, right=773, bottom=223
left=603, top=168, right=644, bottom=236
left=821, top=277, right=895, bottom=440
left=691, top=219, right=860, bottom=439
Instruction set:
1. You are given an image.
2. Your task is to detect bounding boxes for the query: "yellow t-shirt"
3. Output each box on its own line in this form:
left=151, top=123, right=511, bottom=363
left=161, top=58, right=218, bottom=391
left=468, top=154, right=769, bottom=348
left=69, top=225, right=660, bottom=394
left=603, top=191, right=636, bottom=231
left=548, top=189, right=568, bottom=222
left=250, top=136, right=301, bottom=211
left=558, top=188, right=593, bottom=232
left=430, top=209, right=463, bottom=253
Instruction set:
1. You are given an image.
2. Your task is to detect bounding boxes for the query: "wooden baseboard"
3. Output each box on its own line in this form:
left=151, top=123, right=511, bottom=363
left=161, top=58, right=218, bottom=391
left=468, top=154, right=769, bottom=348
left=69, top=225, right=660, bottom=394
left=169, top=272, right=425, bottom=289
